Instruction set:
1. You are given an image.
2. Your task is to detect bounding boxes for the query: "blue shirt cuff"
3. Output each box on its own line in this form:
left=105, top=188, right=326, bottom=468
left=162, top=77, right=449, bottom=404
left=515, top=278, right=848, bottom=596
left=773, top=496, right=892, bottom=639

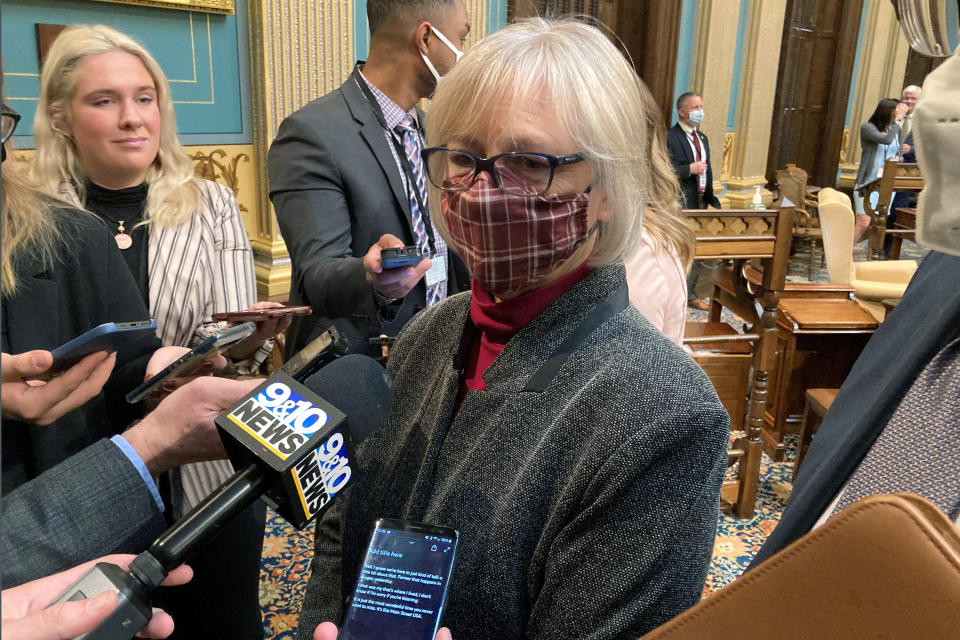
left=110, top=435, right=165, bottom=512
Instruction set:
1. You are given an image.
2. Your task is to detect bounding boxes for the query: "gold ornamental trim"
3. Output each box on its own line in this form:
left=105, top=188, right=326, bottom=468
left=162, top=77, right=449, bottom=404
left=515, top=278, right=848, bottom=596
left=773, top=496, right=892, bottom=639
left=91, top=0, right=234, bottom=14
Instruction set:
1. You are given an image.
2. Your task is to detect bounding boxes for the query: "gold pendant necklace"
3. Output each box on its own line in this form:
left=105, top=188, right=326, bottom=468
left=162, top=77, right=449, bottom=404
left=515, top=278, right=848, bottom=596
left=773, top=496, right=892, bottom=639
left=115, top=220, right=133, bottom=250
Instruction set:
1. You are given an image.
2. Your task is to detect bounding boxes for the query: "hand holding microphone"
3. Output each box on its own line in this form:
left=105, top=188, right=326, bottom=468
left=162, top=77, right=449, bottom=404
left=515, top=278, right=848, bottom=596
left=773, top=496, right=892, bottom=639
left=50, top=352, right=393, bottom=640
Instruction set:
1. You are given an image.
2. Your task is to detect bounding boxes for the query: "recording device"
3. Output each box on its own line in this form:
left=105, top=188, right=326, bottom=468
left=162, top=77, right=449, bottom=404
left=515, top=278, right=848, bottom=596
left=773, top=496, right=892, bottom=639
left=381, top=246, right=425, bottom=269
left=51, top=354, right=394, bottom=640
left=124, top=323, right=256, bottom=404
left=340, top=519, right=459, bottom=640
left=210, top=305, right=312, bottom=322
left=45, top=320, right=158, bottom=377
left=280, top=325, right=350, bottom=382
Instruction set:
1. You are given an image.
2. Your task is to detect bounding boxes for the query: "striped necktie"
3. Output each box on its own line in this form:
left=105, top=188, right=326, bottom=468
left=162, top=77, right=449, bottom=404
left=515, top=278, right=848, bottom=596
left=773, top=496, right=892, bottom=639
left=396, top=114, right=444, bottom=306
left=833, top=335, right=960, bottom=518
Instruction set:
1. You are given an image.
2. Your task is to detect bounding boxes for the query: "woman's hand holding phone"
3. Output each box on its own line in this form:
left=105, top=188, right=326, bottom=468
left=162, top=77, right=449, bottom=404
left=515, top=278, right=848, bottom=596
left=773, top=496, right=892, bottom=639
left=142, top=346, right=227, bottom=406
left=312, top=622, right=452, bottom=640
left=225, top=301, right=292, bottom=361
left=1, top=350, right=116, bottom=426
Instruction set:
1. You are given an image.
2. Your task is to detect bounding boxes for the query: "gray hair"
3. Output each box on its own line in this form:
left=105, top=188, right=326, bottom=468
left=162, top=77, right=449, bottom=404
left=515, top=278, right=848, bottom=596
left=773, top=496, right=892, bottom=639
left=427, top=18, right=689, bottom=265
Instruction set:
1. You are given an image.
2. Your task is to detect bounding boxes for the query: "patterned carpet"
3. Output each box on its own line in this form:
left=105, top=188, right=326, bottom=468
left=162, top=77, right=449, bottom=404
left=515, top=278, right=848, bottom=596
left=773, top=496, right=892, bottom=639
left=257, top=237, right=928, bottom=638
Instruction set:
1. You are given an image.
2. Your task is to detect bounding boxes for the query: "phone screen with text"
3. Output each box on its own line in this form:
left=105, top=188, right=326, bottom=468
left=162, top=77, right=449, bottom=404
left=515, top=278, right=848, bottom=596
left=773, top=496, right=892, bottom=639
left=340, top=523, right=458, bottom=640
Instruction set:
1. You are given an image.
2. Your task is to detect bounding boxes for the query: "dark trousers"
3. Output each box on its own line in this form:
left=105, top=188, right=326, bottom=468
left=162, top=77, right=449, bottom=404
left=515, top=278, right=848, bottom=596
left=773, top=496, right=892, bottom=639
left=153, top=500, right=267, bottom=639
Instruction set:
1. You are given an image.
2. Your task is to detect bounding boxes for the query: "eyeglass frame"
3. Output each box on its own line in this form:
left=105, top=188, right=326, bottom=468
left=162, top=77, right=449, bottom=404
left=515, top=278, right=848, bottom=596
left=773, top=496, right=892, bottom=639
left=421, top=146, right=586, bottom=196
left=1, top=104, right=21, bottom=145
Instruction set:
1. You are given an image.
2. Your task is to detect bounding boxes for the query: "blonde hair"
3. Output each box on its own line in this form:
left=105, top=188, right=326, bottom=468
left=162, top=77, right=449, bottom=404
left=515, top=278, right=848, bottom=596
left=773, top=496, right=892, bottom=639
left=2, top=147, right=61, bottom=296
left=31, top=24, right=198, bottom=228
left=426, top=17, right=691, bottom=266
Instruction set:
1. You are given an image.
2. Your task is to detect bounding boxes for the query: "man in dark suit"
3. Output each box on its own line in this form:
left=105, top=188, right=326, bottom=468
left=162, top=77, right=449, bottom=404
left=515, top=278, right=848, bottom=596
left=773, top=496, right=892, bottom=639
left=667, top=91, right=720, bottom=309
left=667, top=92, right=721, bottom=211
left=268, top=0, right=471, bottom=357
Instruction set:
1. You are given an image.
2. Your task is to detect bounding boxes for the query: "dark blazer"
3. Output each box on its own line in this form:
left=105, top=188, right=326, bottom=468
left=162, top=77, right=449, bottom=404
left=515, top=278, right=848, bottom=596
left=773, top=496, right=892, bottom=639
left=1, top=213, right=158, bottom=493
left=297, top=263, right=730, bottom=639
left=750, top=251, right=960, bottom=567
left=268, top=66, right=469, bottom=357
left=1, top=438, right=165, bottom=586
left=667, top=123, right=721, bottom=209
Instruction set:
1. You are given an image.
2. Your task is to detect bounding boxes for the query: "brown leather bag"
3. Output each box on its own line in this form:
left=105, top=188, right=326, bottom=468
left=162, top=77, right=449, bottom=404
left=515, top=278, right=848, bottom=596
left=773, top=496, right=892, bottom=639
left=641, top=494, right=960, bottom=639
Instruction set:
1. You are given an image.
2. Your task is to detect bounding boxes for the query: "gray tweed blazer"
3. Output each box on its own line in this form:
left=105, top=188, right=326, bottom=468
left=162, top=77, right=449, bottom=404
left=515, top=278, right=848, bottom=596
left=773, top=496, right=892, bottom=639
left=297, top=262, right=730, bottom=639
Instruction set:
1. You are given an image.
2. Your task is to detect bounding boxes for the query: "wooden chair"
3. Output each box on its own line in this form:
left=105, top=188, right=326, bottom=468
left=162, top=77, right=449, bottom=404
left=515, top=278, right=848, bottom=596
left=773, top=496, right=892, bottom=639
left=857, top=158, right=924, bottom=260
left=775, top=165, right=821, bottom=280
left=683, top=206, right=793, bottom=518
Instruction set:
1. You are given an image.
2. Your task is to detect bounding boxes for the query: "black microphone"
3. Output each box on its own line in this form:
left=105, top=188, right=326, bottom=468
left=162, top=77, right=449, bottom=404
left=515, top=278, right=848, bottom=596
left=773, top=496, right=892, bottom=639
left=51, top=354, right=392, bottom=640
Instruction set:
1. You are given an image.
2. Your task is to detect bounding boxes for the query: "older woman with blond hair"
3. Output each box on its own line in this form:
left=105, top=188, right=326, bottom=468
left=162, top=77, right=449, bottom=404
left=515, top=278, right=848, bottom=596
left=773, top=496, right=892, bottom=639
left=299, top=18, right=728, bottom=640
left=30, top=24, right=276, bottom=639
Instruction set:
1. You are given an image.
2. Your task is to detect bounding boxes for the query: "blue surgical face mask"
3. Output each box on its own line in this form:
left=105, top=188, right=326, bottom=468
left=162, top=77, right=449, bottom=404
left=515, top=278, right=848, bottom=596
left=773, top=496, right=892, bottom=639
left=688, top=109, right=705, bottom=125
left=420, top=26, right=464, bottom=85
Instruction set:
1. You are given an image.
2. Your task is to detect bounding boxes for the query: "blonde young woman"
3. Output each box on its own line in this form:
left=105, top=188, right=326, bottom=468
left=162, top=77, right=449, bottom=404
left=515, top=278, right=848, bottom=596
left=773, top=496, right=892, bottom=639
left=300, top=18, right=728, bottom=640
left=31, top=25, right=276, bottom=639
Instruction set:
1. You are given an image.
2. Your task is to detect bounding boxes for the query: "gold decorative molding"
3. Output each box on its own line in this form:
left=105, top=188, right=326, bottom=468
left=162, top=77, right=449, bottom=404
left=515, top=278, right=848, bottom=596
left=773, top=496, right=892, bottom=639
left=91, top=0, right=234, bottom=14
left=721, top=131, right=736, bottom=182
left=190, top=148, right=250, bottom=211
left=247, top=0, right=355, bottom=299
left=839, top=128, right=850, bottom=165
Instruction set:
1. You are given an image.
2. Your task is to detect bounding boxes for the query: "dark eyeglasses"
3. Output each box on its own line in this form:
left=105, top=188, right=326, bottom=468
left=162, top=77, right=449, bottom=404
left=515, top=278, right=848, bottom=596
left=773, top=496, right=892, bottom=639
left=1, top=104, right=21, bottom=145
left=422, top=147, right=585, bottom=197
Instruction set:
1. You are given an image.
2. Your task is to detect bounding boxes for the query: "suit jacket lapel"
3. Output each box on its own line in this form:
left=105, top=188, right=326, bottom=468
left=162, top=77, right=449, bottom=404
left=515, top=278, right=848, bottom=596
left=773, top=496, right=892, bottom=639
left=342, top=67, right=413, bottom=224
left=674, top=124, right=695, bottom=164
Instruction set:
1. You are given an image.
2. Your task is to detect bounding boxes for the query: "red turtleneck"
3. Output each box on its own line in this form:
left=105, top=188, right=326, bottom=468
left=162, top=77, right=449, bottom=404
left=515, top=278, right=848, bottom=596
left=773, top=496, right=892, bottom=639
left=463, top=264, right=591, bottom=393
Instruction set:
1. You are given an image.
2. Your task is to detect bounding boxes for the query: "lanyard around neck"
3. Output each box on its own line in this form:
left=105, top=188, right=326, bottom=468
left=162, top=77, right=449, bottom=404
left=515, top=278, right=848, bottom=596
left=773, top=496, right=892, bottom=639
left=353, top=69, right=437, bottom=254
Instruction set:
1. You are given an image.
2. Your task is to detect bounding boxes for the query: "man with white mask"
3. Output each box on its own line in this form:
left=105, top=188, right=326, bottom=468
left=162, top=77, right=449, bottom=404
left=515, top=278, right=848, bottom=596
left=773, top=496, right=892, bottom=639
left=750, top=41, right=960, bottom=567
left=269, top=0, right=470, bottom=358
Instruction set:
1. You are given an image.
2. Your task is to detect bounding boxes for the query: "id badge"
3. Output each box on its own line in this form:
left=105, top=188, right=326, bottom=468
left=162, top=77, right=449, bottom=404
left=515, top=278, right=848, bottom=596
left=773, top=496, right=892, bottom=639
left=425, top=254, right=447, bottom=288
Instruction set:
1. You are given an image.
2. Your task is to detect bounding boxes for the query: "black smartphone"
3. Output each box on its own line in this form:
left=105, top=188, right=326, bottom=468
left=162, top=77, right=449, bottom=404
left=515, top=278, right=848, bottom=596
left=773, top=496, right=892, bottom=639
left=381, top=246, right=424, bottom=270
left=339, top=519, right=459, bottom=640
left=46, top=320, right=158, bottom=377
left=124, top=322, right=256, bottom=403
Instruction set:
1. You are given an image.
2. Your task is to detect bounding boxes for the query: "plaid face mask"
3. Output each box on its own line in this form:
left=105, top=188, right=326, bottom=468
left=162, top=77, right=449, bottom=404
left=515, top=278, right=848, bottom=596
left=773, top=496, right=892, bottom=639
left=440, top=171, right=595, bottom=297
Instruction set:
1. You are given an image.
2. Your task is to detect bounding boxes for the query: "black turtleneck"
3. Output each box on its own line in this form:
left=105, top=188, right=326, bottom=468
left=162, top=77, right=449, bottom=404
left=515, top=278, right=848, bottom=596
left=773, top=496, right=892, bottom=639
left=84, top=181, right=150, bottom=305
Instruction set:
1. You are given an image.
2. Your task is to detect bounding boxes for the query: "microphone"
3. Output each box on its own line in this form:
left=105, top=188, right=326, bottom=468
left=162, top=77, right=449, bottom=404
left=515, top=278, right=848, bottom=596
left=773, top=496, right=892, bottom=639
left=51, top=354, right=393, bottom=640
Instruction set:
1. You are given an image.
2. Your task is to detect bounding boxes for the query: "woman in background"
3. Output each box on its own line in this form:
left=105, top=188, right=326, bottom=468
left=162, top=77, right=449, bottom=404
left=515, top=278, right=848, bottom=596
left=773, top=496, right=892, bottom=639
left=853, top=98, right=907, bottom=240
left=624, top=85, right=694, bottom=345
left=31, top=25, right=279, bottom=639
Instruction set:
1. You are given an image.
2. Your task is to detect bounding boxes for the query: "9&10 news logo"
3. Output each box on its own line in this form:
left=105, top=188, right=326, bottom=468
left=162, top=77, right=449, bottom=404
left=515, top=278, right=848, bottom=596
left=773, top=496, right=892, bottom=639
left=227, top=380, right=332, bottom=459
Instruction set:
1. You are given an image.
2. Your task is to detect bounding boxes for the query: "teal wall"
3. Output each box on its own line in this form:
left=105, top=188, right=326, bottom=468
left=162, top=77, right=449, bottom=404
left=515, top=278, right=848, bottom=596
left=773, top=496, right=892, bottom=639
left=727, top=0, right=750, bottom=131
left=671, top=0, right=699, bottom=126
left=352, top=1, right=509, bottom=62
left=947, top=0, right=959, bottom=52
left=2, top=0, right=251, bottom=148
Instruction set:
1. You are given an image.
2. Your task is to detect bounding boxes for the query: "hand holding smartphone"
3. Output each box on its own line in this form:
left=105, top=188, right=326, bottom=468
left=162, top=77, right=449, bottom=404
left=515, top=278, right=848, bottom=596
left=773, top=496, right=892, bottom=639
left=381, top=246, right=425, bottom=270
left=211, top=305, right=312, bottom=323
left=339, top=519, right=458, bottom=640
left=43, top=320, right=158, bottom=379
left=125, top=322, right=256, bottom=404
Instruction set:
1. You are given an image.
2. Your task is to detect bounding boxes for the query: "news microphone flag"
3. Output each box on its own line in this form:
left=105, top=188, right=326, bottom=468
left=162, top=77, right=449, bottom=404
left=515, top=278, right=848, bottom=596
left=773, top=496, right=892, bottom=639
left=216, top=370, right=356, bottom=529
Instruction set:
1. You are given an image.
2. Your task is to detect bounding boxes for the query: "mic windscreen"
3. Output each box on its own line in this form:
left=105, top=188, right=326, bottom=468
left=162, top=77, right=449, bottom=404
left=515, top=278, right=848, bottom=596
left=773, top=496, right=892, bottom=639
left=303, top=354, right=394, bottom=445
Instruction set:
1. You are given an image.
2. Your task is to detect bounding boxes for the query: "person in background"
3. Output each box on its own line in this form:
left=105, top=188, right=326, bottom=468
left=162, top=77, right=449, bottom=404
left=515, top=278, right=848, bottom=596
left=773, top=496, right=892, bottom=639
left=667, top=91, right=721, bottom=311
left=887, top=84, right=922, bottom=255
left=297, top=18, right=729, bottom=640
left=269, top=0, right=471, bottom=358
left=852, top=98, right=907, bottom=241
left=30, top=25, right=282, bottom=639
left=624, top=86, right=695, bottom=345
